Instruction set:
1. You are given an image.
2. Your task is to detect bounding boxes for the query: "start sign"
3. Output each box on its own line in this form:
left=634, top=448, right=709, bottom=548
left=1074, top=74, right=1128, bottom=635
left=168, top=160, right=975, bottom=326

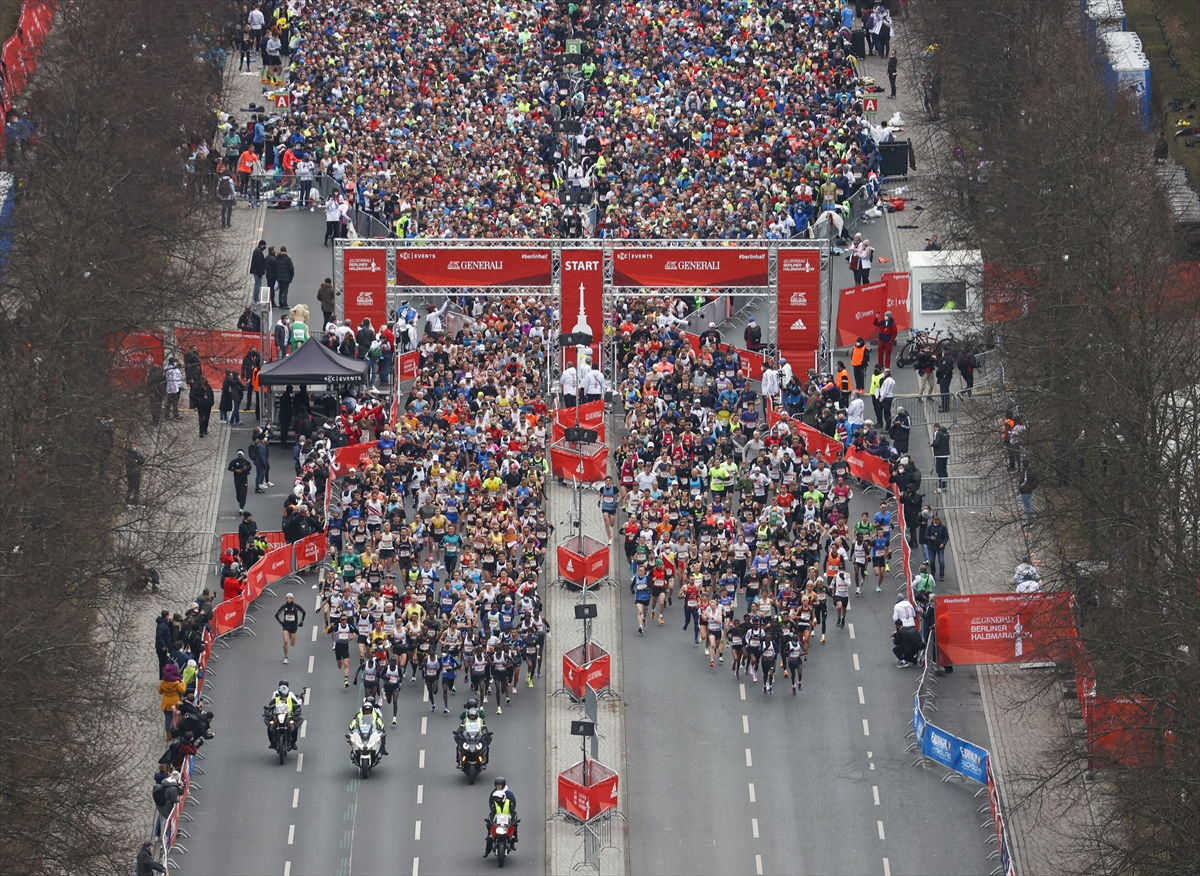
left=863, top=96, right=879, bottom=114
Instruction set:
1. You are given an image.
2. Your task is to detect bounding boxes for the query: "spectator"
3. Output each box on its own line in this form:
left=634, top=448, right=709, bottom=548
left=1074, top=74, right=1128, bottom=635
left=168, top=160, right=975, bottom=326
left=264, top=245, right=278, bottom=307
left=190, top=377, right=214, bottom=438
left=136, top=840, right=167, bottom=876
left=317, top=278, right=336, bottom=331
left=924, top=513, right=949, bottom=581
left=249, top=240, right=267, bottom=301
left=152, top=771, right=183, bottom=823
left=275, top=246, right=295, bottom=309
left=930, top=423, right=950, bottom=492
left=164, top=358, right=184, bottom=420
left=159, top=665, right=187, bottom=741
left=125, top=444, right=146, bottom=505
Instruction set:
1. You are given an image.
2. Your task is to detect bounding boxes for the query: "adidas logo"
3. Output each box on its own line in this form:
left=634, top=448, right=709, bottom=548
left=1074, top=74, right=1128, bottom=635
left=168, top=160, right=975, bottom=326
left=790, top=318, right=807, bottom=331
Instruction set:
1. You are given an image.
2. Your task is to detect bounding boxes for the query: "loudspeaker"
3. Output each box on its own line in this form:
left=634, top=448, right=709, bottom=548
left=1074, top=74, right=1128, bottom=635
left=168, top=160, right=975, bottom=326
left=564, top=427, right=598, bottom=443
left=851, top=30, right=866, bottom=59
left=879, top=140, right=909, bottom=177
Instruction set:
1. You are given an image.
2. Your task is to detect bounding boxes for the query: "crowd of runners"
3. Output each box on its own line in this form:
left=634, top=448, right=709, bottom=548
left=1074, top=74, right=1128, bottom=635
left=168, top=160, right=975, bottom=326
left=236, top=0, right=887, bottom=242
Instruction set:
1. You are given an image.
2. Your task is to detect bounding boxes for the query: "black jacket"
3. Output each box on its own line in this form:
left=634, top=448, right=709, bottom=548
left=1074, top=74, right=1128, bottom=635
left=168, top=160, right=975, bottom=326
left=265, top=253, right=278, bottom=285
left=924, top=521, right=949, bottom=550
left=275, top=254, right=295, bottom=284
left=250, top=247, right=266, bottom=277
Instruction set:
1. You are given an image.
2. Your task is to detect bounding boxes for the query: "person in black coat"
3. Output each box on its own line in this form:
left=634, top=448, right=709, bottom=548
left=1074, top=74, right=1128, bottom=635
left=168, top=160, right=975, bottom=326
left=250, top=239, right=267, bottom=302
left=935, top=351, right=954, bottom=413
left=190, top=378, right=215, bottom=437
left=889, top=406, right=911, bottom=453
left=264, top=245, right=279, bottom=306
left=275, top=247, right=295, bottom=308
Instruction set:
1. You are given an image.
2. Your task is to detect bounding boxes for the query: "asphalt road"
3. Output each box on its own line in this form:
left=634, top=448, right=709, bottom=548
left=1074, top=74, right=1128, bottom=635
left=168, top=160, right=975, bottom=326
left=177, top=206, right=546, bottom=876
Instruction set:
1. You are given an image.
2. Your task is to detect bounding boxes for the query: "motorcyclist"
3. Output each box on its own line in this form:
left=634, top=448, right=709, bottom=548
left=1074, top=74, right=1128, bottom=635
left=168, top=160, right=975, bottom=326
left=454, top=698, right=493, bottom=764
left=483, top=775, right=518, bottom=857
left=347, top=697, right=388, bottom=756
left=264, top=681, right=302, bottom=750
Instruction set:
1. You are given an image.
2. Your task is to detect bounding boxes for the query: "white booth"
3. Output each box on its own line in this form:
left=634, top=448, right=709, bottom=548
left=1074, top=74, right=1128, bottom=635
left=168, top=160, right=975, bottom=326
left=906, top=250, right=983, bottom=337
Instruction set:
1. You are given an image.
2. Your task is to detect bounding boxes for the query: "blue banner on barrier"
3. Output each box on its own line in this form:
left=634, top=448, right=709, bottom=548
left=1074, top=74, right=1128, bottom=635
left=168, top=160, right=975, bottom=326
left=917, top=714, right=989, bottom=784
left=913, top=695, right=927, bottom=741
left=956, top=738, right=990, bottom=784
left=923, top=722, right=960, bottom=772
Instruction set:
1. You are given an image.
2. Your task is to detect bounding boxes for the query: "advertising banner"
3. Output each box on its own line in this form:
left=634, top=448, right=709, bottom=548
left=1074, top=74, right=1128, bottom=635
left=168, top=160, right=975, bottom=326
left=835, top=273, right=912, bottom=347
left=108, top=329, right=165, bottom=388
left=1086, top=695, right=1156, bottom=769
left=293, top=531, right=328, bottom=573
left=342, top=247, right=389, bottom=331
left=561, top=248, right=605, bottom=364
left=934, top=591, right=1078, bottom=666
left=553, top=400, right=605, bottom=432
left=844, top=446, right=893, bottom=489
left=261, top=545, right=294, bottom=585
left=397, top=350, right=420, bottom=385
left=776, top=250, right=822, bottom=370
left=611, top=247, right=768, bottom=288
left=329, top=442, right=379, bottom=476
left=393, top=247, right=552, bottom=288
left=211, top=594, right=247, bottom=636
left=173, top=328, right=261, bottom=389
left=244, top=561, right=266, bottom=602
left=919, top=719, right=989, bottom=784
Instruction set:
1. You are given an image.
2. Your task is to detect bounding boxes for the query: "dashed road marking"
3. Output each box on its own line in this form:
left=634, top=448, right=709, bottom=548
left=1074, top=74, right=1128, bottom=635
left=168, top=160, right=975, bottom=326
left=740, top=683, right=746, bottom=700
left=755, top=853, right=763, bottom=875
left=423, top=686, right=429, bottom=702
left=745, top=748, right=753, bottom=767
left=883, top=857, right=891, bottom=876
left=419, top=749, right=425, bottom=769
left=873, top=785, right=880, bottom=805
left=284, top=862, right=291, bottom=876
left=863, top=719, right=870, bottom=736
left=748, top=783, right=756, bottom=803
left=858, top=686, right=865, bottom=704
left=849, top=623, right=856, bottom=639
left=877, top=820, right=886, bottom=840
left=308, top=655, right=314, bottom=673
left=421, top=716, right=427, bottom=735
left=296, top=753, right=303, bottom=772
left=414, top=821, right=421, bottom=841
left=311, top=625, right=318, bottom=642
left=853, top=653, right=860, bottom=671
left=288, top=824, right=295, bottom=845
left=413, top=857, right=420, bottom=876
left=292, top=788, right=299, bottom=808
left=742, top=715, right=749, bottom=734
left=416, top=784, right=423, bottom=805
left=299, top=722, right=307, bottom=739
left=752, top=817, right=759, bottom=838
left=304, top=688, right=312, bottom=706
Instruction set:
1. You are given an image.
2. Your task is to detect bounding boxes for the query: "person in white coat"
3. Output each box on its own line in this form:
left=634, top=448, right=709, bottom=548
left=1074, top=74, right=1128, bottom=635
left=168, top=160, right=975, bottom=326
left=425, top=300, right=449, bottom=337
left=561, top=363, right=579, bottom=407
left=760, top=363, right=781, bottom=419
left=846, top=390, right=865, bottom=434
left=582, top=362, right=606, bottom=404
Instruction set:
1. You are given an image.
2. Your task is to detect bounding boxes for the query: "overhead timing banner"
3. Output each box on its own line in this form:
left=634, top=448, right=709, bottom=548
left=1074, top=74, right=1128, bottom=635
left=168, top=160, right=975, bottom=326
left=611, top=248, right=768, bottom=288
left=934, top=592, right=1078, bottom=666
left=560, top=248, right=605, bottom=365
left=342, top=247, right=389, bottom=330
left=776, top=249, right=822, bottom=370
left=393, top=248, right=552, bottom=288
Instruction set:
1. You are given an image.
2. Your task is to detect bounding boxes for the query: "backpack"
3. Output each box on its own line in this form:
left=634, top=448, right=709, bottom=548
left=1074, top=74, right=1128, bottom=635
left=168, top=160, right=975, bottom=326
left=217, top=176, right=235, bottom=199
left=152, top=783, right=169, bottom=807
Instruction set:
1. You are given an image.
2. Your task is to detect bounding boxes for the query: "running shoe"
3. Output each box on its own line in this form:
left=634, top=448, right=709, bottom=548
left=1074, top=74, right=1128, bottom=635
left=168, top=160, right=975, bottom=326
left=392, top=717, right=397, bottom=725
left=710, top=661, right=715, bottom=667
left=344, top=679, right=349, bottom=688
left=496, top=706, right=503, bottom=715
left=821, top=635, right=826, bottom=644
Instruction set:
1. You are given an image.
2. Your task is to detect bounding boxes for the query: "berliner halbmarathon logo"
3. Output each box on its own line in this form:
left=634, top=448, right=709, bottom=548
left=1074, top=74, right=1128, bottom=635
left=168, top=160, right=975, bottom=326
left=348, top=256, right=381, bottom=273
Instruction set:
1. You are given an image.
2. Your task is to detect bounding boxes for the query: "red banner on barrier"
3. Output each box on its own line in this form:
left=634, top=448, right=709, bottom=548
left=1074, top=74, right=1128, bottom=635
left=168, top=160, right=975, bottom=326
left=552, top=419, right=606, bottom=445
left=845, top=447, right=892, bottom=489
left=261, top=545, right=293, bottom=585
left=174, top=328, right=261, bottom=389
left=343, top=247, right=388, bottom=331
left=294, top=531, right=328, bottom=572
left=776, top=250, right=822, bottom=370
left=549, top=440, right=608, bottom=482
left=561, top=248, right=605, bottom=364
left=611, top=248, right=768, bottom=288
left=1086, top=695, right=1156, bottom=769
left=553, top=400, right=605, bottom=432
left=836, top=281, right=888, bottom=347
left=557, top=758, right=619, bottom=822
left=108, top=329, right=165, bottom=388
left=244, top=561, right=266, bottom=602
left=397, top=350, right=419, bottom=384
left=883, top=272, right=912, bottom=330
left=329, top=443, right=378, bottom=476
left=935, top=592, right=1078, bottom=667
left=557, top=535, right=610, bottom=586
left=211, top=595, right=247, bottom=636
left=393, top=247, right=552, bottom=288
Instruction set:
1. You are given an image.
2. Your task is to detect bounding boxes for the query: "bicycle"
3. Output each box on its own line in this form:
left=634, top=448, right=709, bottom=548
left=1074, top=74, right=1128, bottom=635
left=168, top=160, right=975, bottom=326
left=896, top=325, right=954, bottom=368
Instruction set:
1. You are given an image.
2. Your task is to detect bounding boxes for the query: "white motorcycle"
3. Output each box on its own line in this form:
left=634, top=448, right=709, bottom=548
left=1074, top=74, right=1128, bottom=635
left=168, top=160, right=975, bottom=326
left=347, top=718, right=384, bottom=779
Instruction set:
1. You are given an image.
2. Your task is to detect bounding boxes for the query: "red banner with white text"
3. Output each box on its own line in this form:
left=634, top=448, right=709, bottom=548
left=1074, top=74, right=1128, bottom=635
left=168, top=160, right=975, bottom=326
left=611, top=248, right=768, bottom=288
left=934, top=592, right=1078, bottom=667
left=173, top=328, right=260, bottom=389
left=293, top=531, right=329, bottom=572
left=835, top=273, right=912, bottom=347
left=342, top=247, right=389, bottom=331
left=553, top=400, right=606, bottom=432
left=211, top=594, right=247, bottom=636
left=393, top=247, right=552, bottom=287
left=560, top=248, right=605, bottom=365
left=329, top=442, right=379, bottom=476
left=397, top=350, right=419, bottom=385
left=109, top=329, right=165, bottom=388
left=776, top=250, right=822, bottom=371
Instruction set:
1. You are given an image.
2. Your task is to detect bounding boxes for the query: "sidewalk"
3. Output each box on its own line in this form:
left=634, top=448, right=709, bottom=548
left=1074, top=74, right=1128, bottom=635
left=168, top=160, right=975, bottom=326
left=127, top=55, right=267, bottom=815
left=544, top=445, right=630, bottom=875
left=859, top=23, right=1105, bottom=874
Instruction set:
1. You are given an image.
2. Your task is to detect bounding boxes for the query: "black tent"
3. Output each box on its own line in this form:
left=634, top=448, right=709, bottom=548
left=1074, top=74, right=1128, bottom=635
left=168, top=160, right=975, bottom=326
left=258, top=338, right=368, bottom=386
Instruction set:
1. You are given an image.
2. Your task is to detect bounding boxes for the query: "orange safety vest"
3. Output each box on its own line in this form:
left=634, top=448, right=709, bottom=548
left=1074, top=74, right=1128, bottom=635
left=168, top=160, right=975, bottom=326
left=850, top=345, right=867, bottom=367
left=836, top=368, right=850, bottom=392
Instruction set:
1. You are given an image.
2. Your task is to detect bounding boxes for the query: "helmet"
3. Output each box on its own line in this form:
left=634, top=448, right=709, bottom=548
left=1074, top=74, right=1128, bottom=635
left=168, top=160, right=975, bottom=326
left=494, top=776, right=506, bottom=787
left=466, top=697, right=479, bottom=709
left=364, top=696, right=376, bottom=707
left=467, top=707, right=479, bottom=719
left=278, top=682, right=289, bottom=695
left=362, top=702, right=374, bottom=714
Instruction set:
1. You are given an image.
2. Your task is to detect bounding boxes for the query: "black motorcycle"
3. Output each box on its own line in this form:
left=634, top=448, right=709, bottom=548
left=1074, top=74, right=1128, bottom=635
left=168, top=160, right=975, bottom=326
left=454, top=717, right=492, bottom=784
left=264, top=702, right=301, bottom=764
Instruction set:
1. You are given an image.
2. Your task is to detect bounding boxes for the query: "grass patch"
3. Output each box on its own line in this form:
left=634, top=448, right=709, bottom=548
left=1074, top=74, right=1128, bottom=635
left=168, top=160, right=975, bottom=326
left=1124, top=0, right=1200, bottom=190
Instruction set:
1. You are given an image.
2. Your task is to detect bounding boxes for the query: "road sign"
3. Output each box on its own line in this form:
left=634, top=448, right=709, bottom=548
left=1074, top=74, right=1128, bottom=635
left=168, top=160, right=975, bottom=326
left=863, top=96, right=879, bottom=114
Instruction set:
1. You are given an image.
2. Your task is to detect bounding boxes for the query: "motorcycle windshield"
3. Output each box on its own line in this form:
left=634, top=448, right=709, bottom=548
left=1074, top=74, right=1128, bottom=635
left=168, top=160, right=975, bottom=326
left=463, top=720, right=482, bottom=737
left=494, top=814, right=511, bottom=827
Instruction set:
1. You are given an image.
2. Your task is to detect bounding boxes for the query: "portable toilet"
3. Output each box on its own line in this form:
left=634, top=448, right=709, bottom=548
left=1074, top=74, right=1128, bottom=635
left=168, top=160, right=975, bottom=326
left=1084, top=0, right=1126, bottom=35
left=1101, top=31, right=1151, bottom=131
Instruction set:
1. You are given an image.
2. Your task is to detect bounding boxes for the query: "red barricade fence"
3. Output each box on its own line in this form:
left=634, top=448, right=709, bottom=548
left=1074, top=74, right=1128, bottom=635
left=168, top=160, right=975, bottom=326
left=210, top=594, right=247, bottom=636
left=293, top=531, right=328, bottom=572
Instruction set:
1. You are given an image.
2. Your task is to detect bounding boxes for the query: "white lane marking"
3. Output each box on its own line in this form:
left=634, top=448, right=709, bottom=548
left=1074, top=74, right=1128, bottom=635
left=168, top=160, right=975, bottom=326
left=863, top=719, right=871, bottom=736
left=742, top=715, right=749, bottom=734
left=858, top=686, right=865, bottom=704
left=748, top=783, right=756, bottom=803
left=848, top=623, right=856, bottom=639
left=416, top=784, right=423, bottom=805
left=873, top=785, right=880, bottom=806
left=423, top=686, right=429, bottom=703
left=755, top=854, right=763, bottom=875
left=414, top=820, right=422, bottom=841
left=287, top=824, right=295, bottom=845
left=292, top=788, right=299, bottom=808
left=284, top=862, right=291, bottom=876
left=853, top=653, right=860, bottom=671
left=308, top=655, right=314, bottom=674
left=299, top=722, right=307, bottom=739
left=314, top=594, right=321, bottom=612
left=883, top=857, right=891, bottom=876
left=296, top=753, right=303, bottom=773
left=870, top=763, right=876, bottom=770
left=304, top=688, right=312, bottom=706
left=752, top=817, right=759, bottom=838
left=740, top=683, right=746, bottom=701
left=412, top=858, right=420, bottom=876
left=311, top=625, right=318, bottom=642
left=745, top=748, right=753, bottom=767
left=421, top=716, right=427, bottom=735
left=419, top=749, right=425, bottom=769
left=877, top=820, right=886, bottom=840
